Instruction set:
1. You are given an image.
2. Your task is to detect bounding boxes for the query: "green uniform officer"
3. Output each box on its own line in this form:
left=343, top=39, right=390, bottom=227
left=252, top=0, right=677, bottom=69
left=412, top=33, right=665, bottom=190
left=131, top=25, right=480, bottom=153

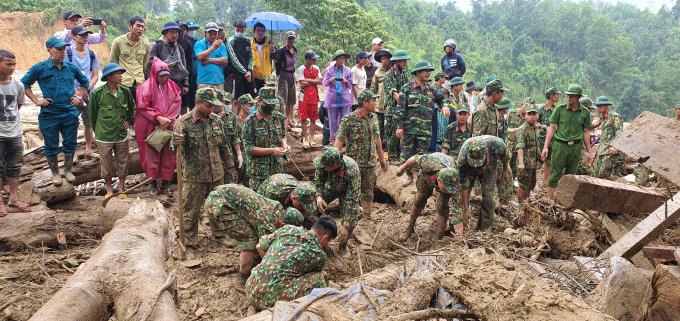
left=541, top=84, right=593, bottom=201
left=395, top=60, right=450, bottom=187
left=257, top=173, right=318, bottom=223
left=458, top=135, right=510, bottom=231
left=593, top=96, right=625, bottom=180
left=383, top=50, right=412, bottom=165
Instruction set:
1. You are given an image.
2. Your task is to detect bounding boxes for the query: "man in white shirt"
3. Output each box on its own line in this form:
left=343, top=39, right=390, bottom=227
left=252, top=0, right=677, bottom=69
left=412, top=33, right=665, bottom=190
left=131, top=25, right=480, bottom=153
left=351, top=51, right=370, bottom=112
left=54, top=10, right=107, bottom=46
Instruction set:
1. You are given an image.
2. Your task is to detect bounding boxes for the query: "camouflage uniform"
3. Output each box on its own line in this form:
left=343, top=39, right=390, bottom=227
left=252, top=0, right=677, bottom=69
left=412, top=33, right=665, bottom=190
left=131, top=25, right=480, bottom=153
left=257, top=173, right=318, bottom=223
left=383, top=66, right=409, bottom=162
left=314, top=150, right=361, bottom=230
left=204, top=184, right=303, bottom=251
left=242, top=88, right=287, bottom=191
left=412, top=153, right=463, bottom=225
left=471, top=80, right=508, bottom=138
left=246, top=225, right=327, bottom=310
left=515, top=122, right=542, bottom=190
left=457, top=135, right=510, bottom=230
left=222, top=110, right=249, bottom=186
left=506, top=107, right=525, bottom=177
left=594, top=110, right=624, bottom=178
left=634, top=164, right=653, bottom=185
left=336, top=92, right=381, bottom=201
left=215, top=93, right=248, bottom=184
left=264, top=75, right=285, bottom=114
left=442, top=123, right=471, bottom=160
left=172, top=88, right=230, bottom=246
left=395, top=74, right=448, bottom=168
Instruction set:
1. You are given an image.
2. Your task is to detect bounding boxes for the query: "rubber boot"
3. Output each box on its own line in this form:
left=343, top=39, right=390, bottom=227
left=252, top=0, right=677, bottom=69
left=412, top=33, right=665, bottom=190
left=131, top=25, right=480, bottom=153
left=162, top=180, right=173, bottom=197
left=400, top=220, right=416, bottom=242
left=63, top=153, right=76, bottom=182
left=47, top=156, right=62, bottom=186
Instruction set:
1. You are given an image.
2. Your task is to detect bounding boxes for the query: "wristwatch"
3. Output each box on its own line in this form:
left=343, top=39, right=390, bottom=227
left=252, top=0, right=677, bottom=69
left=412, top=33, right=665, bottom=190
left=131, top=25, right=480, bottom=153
left=75, top=95, right=83, bottom=100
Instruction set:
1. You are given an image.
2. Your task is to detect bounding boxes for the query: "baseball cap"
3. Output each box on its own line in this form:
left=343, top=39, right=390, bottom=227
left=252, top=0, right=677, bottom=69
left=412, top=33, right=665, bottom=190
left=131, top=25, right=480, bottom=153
left=285, top=31, right=297, bottom=38
left=293, top=183, right=317, bottom=217
left=62, top=10, right=82, bottom=20
left=205, top=22, right=219, bottom=32
left=355, top=51, right=372, bottom=59
left=185, top=20, right=200, bottom=29
left=372, top=37, right=383, bottom=45
left=437, top=168, right=461, bottom=194
left=457, top=103, right=470, bottom=113
left=157, top=70, right=170, bottom=76
left=45, top=37, right=70, bottom=49
left=258, top=87, right=278, bottom=105
left=434, top=71, right=445, bottom=81
left=70, top=25, right=92, bottom=36
left=523, top=97, right=536, bottom=104
left=304, top=50, right=320, bottom=60
left=196, top=88, right=223, bottom=105
left=466, top=138, right=487, bottom=168
left=281, top=207, right=304, bottom=227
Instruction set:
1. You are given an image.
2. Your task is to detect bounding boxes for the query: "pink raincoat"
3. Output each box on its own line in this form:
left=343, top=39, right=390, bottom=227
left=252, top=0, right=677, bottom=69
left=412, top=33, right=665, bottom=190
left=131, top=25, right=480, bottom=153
left=135, top=57, right=181, bottom=181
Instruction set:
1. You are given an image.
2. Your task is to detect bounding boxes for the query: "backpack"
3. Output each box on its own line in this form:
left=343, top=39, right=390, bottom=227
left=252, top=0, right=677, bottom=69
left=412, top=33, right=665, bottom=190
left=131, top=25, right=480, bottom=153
left=66, top=46, right=96, bottom=71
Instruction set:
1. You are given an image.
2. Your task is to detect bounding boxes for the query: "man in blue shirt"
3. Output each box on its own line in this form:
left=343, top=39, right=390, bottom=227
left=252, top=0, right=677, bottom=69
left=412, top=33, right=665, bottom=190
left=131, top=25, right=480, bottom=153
left=440, top=39, right=466, bottom=89
left=194, top=22, right=229, bottom=91
left=22, top=37, right=89, bottom=186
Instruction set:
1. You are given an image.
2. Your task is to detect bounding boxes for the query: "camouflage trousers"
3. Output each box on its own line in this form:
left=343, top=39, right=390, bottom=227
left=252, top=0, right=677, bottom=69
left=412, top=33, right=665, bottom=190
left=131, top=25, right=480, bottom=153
left=359, top=166, right=377, bottom=202
left=207, top=209, right=267, bottom=252
left=577, top=147, right=593, bottom=176
left=594, top=153, right=625, bottom=178
left=413, top=173, right=463, bottom=225
left=634, top=165, right=653, bottom=185
left=495, top=163, right=514, bottom=201
left=517, top=166, right=538, bottom=190
left=222, top=156, right=239, bottom=184
left=248, top=157, right=284, bottom=191
left=400, top=135, right=430, bottom=179
left=246, top=271, right=326, bottom=310
left=510, top=151, right=519, bottom=179
left=182, top=178, right=224, bottom=247
left=385, top=116, right=400, bottom=161
left=319, top=192, right=359, bottom=230
left=461, top=163, right=497, bottom=230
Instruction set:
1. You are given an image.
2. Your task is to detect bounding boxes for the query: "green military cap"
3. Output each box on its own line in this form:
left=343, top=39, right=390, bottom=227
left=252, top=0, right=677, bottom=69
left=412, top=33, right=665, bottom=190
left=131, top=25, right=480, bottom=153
left=456, top=102, right=470, bottom=113
left=196, top=88, right=223, bottom=105
left=486, top=79, right=508, bottom=92
left=449, top=77, right=465, bottom=86
left=264, top=74, right=277, bottom=85
left=523, top=97, right=536, bottom=104
left=390, top=49, right=412, bottom=61
left=466, top=138, right=487, bottom=168
left=223, top=91, right=233, bottom=102
left=564, top=84, right=583, bottom=95
left=434, top=71, right=445, bottom=81
left=545, top=87, right=561, bottom=99
left=358, top=90, right=379, bottom=105
left=411, top=61, right=435, bottom=75
left=594, top=96, right=612, bottom=106
left=215, top=89, right=224, bottom=102
left=258, top=87, right=278, bottom=105
left=293, top=182, right=317, bottom=216
left=332, top=50, right=350, bottom=61
left=314, top=147, right=343, bottom=168
left=676, top=101, right=680, bottom=108
left=281, top=207, right=304, bottom=226
left=437, top=167, right=461, bottom=194
left=525, top=104, right=539, bottom=113
left=495, top=97, right=513, bottom=110
left=579, top=96, right=594, bottom=110
left=238, top=94, right=257, bottom=106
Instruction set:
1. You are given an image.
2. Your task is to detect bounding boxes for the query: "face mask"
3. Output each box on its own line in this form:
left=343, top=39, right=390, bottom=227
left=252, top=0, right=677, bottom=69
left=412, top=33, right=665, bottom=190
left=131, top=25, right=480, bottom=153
left=187, top=30, right=196, bottom=38
left=235, top=32, right=245, bottom=38
left=261, top=105, right=275, bottom=114
left=248, top=106, right=256, bottom=114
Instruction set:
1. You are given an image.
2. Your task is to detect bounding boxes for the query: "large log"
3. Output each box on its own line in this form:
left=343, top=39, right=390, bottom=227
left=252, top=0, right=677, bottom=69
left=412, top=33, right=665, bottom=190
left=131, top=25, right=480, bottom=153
left=554, top=175, right=666, bottom=214
left=375, top=164, right=420, bottom=209
left=283, top=133, right=322, bottom=181
left=29, top=199, right=178, bottom=321
left=599, top=191, right=680, bottom=261
left=611, top=111, right=680, bottom=186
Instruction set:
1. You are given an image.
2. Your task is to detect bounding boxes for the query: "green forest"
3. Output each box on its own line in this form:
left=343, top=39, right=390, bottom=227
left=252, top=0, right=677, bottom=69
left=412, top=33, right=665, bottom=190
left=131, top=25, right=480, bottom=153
left=4, top=0, right=680, bottom=120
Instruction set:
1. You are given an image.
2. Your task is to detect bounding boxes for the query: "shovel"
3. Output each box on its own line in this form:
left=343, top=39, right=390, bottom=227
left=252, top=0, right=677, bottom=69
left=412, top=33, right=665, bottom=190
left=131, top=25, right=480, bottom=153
left=101, top=178, right=154, bottom=207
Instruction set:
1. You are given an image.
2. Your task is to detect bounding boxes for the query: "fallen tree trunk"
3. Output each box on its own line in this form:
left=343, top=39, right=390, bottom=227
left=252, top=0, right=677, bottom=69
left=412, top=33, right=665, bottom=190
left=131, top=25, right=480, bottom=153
left=554, top=175, right=666, bottom=214
left=283, top=133, right=322, bottom=181
left=29, top=199, right=178, bottom=321
left=375, top=164, right=421, bottom=209
left=0, top=198, right=134, bottom=251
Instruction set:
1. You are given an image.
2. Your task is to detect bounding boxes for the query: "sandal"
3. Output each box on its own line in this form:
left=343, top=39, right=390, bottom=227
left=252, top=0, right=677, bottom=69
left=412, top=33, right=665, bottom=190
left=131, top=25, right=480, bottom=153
left=8, top=200, right=31, bottom=212
left=310, top=141, right=317, bottom=148
left=302, top=141, right=310, bottom=149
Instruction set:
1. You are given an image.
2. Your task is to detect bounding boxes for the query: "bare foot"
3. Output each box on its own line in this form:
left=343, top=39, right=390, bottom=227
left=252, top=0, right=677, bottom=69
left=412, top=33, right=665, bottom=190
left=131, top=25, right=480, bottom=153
left=8, top=200, right=31, bottom=212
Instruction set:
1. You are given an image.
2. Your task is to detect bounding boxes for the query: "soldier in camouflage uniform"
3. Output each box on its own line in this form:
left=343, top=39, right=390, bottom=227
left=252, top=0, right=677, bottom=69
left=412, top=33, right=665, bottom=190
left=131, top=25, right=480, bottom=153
left=204, top=184, right=304, bottom=287
left=506, top=98, right=526, bottom=178
left=471, top=79, right=507, bottom=138
left=494, top=98, right=514, bottom=201
left=227, top=92, right=257, bottom=186
left=442, top=103, right=471, bottom=159
left=592, top=96, right=625, bottom=180
left=397, top=153, right=462, bottom=239
left=457, top=135, right=510, bottom=231
left=242, top=87, right=290, bottom=190
left=395, top=60, right=450, bottom=188
left=314, top=147, right=361, bottom=257
left=216, top=91, right=241, bottom=184
left=335, top=91, right=388, bottom=218
left=383, top=50, right=412, bottom=165
left=257, top=173, right=318, bottom=224
left=516, top=104, right=543, bottom=202
left=263, top=74, right=285, bottom=114
left=538, top=87, right=561, bottom=188
left=171, top=88, right=231, bottom=248
left=576, top=97, right=596, bottom=176
left=246, top=216, right=337, bottom=310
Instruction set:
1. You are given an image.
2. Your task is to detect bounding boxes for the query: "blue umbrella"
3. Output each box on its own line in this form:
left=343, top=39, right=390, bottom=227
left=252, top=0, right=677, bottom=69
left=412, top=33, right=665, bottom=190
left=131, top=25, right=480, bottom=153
left=245, top=12, right=302, bottom=31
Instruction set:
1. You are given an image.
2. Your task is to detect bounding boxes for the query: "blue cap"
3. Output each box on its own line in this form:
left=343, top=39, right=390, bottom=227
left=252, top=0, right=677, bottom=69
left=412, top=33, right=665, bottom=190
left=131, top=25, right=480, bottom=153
left=355, top=51, right=372, bottom=59
left=45, top=37, right=70, bottom=49
left=486, top=77, right=495, bottom=83
left=162, top=21, right=182, bottom=34
left=185, top=20, right=200, bottom=29
left=101, top=63, right=126, bottom=81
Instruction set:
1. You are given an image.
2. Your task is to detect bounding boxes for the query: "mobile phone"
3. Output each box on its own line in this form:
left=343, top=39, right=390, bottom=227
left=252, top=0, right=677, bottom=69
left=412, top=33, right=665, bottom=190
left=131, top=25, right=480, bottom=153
left=91, top=18, right=102, bottom=25
left=335, top=77, right=343, bottom=81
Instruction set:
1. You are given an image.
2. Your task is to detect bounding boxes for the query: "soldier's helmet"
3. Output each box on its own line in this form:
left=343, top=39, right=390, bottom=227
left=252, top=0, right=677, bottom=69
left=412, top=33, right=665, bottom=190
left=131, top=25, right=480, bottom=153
left=594, top=96, right=612, bottom=106
left=390, top=49, right=412, bottom=61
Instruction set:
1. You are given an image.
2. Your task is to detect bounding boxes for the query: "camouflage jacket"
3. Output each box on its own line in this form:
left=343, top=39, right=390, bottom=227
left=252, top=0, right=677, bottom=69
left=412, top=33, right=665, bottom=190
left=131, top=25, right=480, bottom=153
left=242, top=110, right=287, bottom=179
left=457, top=135, right=510, bottom=171
left=515, top=123, right=542, bottom=169
left=449, top=91, right=468, bottom=109
left=506, top=109, right=525, bottom=150
left=203, top=184, right=281, bottom=236
left=471, top=99, right=500, bottom=138
left=249, top=225, right=326, bottom=301
left=314, top=156, right=360, bottom=229
left=395, top=81, right=448, bottom=137
left=257, top=173, right=298, bottom=208
left=336, top=110, right=381, bottom=167
left=414, top=152, right=456, bottom=176
left=442, top=123, right=471, bottom=158
left=383, top=67, right=409, bottom=117
left=598, top=110, right=623, bottom=155
left=538, top=103, right=555, bottom=127
left=172, top=111, right=228, bottom=183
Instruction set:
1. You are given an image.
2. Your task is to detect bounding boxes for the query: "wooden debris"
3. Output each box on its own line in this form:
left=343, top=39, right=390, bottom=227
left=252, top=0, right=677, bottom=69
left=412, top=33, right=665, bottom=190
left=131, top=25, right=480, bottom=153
left=642, top=245, right=678, bottom=261
left=600, top=214, right=654, bottom=269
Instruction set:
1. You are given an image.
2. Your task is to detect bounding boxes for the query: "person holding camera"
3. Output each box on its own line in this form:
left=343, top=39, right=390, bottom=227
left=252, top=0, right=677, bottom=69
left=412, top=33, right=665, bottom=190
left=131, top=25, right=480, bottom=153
left=149, top=22, right=189, bottom=99
left=54, top=10, right=107, bottom=46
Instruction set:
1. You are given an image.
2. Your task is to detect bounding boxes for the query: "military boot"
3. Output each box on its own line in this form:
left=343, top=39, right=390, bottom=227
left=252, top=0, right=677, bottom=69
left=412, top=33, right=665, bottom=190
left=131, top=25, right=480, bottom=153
left=47, top=156, right=62, bottom=186
left=400, top=220, right=416, bottom=242
left=63, top=153, right=76, bottom=182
